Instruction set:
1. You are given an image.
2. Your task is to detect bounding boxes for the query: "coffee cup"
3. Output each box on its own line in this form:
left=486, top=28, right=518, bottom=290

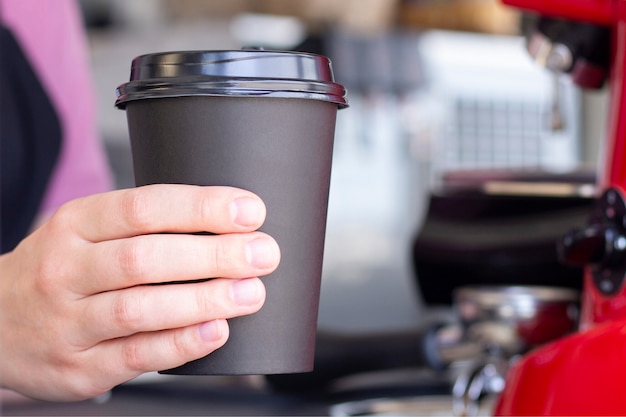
left=115, top=50, right=347, bottom=375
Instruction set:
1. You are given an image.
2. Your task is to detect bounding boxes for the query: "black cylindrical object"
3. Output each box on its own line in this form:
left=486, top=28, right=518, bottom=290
left=115, top=50, right=347, bottom=375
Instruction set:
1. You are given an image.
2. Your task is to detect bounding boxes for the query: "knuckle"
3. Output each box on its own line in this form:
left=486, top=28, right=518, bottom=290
left=29, top=203, right=83, bottom=297
left=194, top=287, right=218, bottom=317
left=32, top=256, right=63, bottom=296
left=171, top=330, right=193, bottom=360
left=47, top=358, right=104, bottom=400
left=47, top=196, right=91, bottom=238
left=116, top=239, right=150, bottom=281
left=67, top=375, right=107, bottom=401
left=47, top=345, right=80, bottom=371
left=196, top=191, right=216, bottom=227
left=35, top=347, right=110, bottom=401
left=208, top=237, right=233, bottom=274
left=121, top=189, right=152, bottom=231
left=47, top=202, right=74, bottom=231
left=111, top=293, right=143, bottom=331
left=49, top=196, right=88, bottom=228
left=121, top=338, right=147, bottom=372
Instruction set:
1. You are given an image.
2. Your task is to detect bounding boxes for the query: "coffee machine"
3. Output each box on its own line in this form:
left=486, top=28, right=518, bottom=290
left=492, top=0, right=626, bottom=415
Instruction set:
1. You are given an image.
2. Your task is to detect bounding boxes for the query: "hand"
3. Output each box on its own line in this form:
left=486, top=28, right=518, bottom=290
left=0, top=184, right=280, bottom=401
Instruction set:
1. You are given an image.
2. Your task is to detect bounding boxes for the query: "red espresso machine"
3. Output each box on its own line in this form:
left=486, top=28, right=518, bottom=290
left=492, top=0, right=626, bottom=415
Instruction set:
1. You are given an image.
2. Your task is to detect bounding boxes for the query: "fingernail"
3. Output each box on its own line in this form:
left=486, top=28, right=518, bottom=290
left=198, top=320, right=224, bottom=342
left=231, top=278, right=264, bottom=306
left=232, top=197, right=264, bottom=227
left=246, top=237, right=280, bottom=269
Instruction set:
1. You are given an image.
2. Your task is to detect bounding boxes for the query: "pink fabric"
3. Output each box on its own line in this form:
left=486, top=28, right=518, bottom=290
left=1, top=0, right=113, bottom=214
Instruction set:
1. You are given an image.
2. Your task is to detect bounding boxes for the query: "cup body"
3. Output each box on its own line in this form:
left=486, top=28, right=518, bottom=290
left=116, top=50, right=346, bottom=374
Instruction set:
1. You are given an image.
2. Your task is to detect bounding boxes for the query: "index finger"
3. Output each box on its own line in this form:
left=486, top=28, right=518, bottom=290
left=54, top=184, right=266, bottom=242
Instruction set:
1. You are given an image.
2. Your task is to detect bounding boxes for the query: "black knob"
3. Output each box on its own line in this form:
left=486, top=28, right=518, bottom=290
left=558, top=224, right=626, bottom=267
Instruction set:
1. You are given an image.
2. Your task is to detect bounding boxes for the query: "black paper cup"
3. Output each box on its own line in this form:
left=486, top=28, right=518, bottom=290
left=115, top=50, right=347, bottom=375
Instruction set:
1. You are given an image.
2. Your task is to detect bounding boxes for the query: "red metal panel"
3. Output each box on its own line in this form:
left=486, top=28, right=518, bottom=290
left=494, top=0, right=626, bottom=414
left=502, top=0, right=612, bottom=25
left=494, top=319, right=626, bottom=415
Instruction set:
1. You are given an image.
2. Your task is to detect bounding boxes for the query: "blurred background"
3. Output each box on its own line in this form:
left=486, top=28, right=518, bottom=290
left=6, top=0, right=607, bottom=414
left=84, top=0, right=603, bottom=333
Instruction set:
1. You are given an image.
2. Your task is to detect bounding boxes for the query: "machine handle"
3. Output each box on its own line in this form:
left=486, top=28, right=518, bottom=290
left=558, top=224, right=626, bottom=267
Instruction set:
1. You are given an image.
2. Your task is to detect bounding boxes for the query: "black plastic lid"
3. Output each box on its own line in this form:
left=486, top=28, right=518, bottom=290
left=115, top=50, right=348, bottom=108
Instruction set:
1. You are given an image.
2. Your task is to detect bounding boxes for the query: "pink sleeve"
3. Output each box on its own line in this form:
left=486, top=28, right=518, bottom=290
left=1, top=0, right=114, bottom=214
